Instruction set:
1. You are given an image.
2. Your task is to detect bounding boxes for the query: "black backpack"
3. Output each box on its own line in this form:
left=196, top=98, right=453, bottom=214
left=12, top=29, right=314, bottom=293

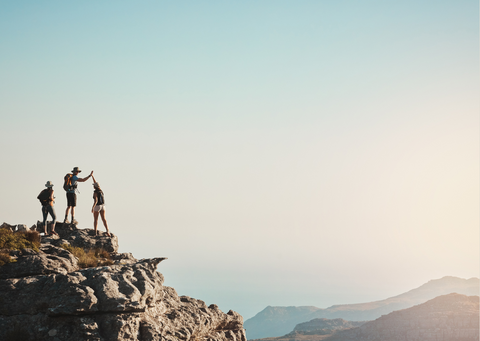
left=95, top=190, right=105, bottom=205
left=37, top=189, right=50, bottom=205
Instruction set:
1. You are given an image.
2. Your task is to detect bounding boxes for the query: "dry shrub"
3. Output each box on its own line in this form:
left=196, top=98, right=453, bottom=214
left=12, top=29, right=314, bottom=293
left=17, top=230, right=41, bottom=245
left=60, top=244, right=113, bottom=268
left=0, top=250, right=12, bottom=266
left=0, top=228, right=40, bottom=253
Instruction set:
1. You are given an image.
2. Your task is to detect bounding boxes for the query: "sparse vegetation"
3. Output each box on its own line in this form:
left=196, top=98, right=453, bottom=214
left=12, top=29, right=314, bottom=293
left=0, top=229, right=40, bottom=251
left=60, top=244, right=113, bottom=268
left=0, top=250, right=12, bottom=266
left=0, top=229, right=41, bottom=266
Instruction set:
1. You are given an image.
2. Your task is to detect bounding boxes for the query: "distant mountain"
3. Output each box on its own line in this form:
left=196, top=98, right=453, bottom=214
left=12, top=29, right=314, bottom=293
left=251, top=293, right=479, bottom=341
left=250, top=318, right=365, bottom=341
left=244, top=276, right=479, bottom=339
left=291, top=318, right=365, bottom=336
left=324, top=293, right=479, bottom=341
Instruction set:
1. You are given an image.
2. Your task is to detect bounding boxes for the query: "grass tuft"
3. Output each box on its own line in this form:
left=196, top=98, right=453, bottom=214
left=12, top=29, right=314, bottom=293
left=60, top=244, right=113, bottom=268
left=0, top=250, right=12, bottom=266
left=0, top=229, right=41, bottom=265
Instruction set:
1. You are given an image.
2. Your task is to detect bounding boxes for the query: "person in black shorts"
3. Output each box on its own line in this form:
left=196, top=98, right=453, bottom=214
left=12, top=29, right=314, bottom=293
left=64, top=167, right=93, bottom=224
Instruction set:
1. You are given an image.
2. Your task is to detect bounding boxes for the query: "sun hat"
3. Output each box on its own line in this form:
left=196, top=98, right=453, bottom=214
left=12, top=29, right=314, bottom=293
left=71, top=167, right=82, bottom=173
left=45, top=181, right=54, bottom=188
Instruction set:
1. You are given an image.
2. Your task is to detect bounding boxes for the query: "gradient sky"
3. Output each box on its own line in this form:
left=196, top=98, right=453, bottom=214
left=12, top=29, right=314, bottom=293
left=1, top=1, right=478, bottom=320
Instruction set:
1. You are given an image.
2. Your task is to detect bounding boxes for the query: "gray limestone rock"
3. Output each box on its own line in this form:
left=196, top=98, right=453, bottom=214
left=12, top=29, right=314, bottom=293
left=0, top=222, right=16, bottom=232
left=0, top=244, right=79, bottom=279
left=50, top=222, right=119, bottom=253
left=16, top=224, right=28, bottom=232
left=0, top=222, right=246, bottom=341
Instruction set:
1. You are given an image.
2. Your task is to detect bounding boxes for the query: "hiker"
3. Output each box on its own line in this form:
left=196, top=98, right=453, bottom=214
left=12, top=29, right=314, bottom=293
left=64, top=167, right=93, bottom=224
left=37, top=181, right=58, bottom=236
left=91, top=176, right=111, bottom=237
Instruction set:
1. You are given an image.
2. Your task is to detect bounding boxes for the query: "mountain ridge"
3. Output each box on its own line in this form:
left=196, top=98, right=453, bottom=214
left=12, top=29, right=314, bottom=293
left=245, top=276, right=479, bottom=339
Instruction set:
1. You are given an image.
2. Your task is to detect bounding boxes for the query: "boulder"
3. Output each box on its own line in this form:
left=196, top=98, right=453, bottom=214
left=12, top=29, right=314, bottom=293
left=0, top=222, right=16, bottom=232
left=16, top=224, right=28, bottom=232
left=0, top=244, right=78, bottom=279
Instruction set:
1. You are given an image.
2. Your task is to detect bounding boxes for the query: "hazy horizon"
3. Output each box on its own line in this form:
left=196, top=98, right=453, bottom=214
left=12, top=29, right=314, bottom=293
left=1, top=1, right=478, bottom=320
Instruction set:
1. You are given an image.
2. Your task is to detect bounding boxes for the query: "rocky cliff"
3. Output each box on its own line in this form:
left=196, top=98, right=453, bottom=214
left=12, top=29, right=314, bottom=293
left=0, top=222, right=247, bottom=341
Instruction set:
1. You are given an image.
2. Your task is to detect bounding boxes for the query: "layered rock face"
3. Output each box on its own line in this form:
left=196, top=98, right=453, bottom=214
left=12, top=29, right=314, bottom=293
left=0, top=223, right=246, bottom=341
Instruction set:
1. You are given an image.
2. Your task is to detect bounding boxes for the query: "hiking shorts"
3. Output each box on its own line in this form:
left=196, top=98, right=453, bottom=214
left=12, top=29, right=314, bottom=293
left=66, top=192, right=76, bottom=207
left=93, top=204, right=105, bottom=212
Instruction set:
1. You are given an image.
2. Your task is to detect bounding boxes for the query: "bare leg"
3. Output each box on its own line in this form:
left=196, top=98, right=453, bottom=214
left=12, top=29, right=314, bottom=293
left=65, top=206, right=70, bottom=220
left=71, top=206, right=76, bottom=221
left=100, top=210, right=110, bottom=236
left=93, top=211, right=99, bottom=235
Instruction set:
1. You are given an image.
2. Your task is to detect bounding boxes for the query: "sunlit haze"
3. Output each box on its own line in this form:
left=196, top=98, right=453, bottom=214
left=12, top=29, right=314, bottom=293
left=1, top=1, right=478, bottom=319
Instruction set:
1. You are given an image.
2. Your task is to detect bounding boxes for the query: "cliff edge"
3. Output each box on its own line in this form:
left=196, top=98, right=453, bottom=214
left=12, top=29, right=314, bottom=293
left=0, top=222, right=247, bottom=341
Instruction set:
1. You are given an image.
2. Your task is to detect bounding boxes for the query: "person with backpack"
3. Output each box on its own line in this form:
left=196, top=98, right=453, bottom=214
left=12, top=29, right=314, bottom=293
left=37, top=181, right=58, bottom=236
left=91, top=176, right=111, bottom=237
left=64, top=167, right=94, bottom=224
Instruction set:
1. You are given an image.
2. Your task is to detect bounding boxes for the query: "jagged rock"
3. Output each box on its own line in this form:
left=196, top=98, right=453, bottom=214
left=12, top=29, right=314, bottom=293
left=0, top=223, right=247, bottom=341
left=0, top=222, right=16, bottom=232
left=111, top=252, right=138, bottom=265
left=0, top=244, right=78, bottom=279
left=16, top=224, right=28, bottom=232
left=52, top=222, right=119, bottom=253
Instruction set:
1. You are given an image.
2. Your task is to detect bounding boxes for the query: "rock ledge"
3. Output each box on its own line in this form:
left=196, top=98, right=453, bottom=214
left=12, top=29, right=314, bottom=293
left=0, top=222, right=246, bottom=341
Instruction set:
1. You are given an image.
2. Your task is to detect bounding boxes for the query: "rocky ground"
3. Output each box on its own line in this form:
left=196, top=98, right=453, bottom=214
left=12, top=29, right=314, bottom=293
left=0, top=222, right=246, bottom=341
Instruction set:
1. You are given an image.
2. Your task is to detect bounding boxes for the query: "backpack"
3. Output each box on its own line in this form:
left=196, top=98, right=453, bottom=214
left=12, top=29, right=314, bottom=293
left=63, top=173, right=73, bottom=192
left=95, top=190, right=105, bottom=205
left=37, top=189, right=50, bottom=205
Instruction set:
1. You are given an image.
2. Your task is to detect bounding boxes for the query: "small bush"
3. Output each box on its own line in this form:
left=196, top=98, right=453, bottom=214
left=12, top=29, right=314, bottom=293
left=19, top=230, right=41, bottom=245
left=60, top=244, right=113, bottom=268
left=0, top=228, right=40, bottom=255
left=0, top=250, right=12, bottom=266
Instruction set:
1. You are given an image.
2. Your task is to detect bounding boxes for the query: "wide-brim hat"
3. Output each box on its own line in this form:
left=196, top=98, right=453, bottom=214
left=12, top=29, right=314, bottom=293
left=45, top=181, right=54, bottom=188
left=72, top=167, right=82, bottom=173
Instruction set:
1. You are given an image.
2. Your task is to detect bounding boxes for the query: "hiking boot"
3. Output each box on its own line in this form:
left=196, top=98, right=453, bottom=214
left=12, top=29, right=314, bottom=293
left=63, top=219, right=70, bottom=224
left=72, top=219, right=79, bottom=225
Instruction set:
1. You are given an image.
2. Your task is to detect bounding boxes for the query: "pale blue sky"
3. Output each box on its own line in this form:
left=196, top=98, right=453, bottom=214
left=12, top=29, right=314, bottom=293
left=1, top=1, right=478, bottom=320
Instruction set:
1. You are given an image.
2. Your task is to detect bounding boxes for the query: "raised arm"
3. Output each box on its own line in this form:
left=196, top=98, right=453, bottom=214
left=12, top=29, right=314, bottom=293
left=78, top=171, right=94, bottom=182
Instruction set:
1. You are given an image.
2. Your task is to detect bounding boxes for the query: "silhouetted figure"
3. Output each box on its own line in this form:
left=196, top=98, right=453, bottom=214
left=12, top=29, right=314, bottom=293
left=64, top=167, right=93, bottom=224
left=37, top=181, right=58, bottom=236
left=91, top=176, right=111, bottom=237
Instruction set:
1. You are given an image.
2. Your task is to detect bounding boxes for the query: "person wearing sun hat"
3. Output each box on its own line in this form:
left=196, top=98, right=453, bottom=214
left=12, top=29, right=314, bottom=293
left=37, top=181, right=58, bottom=236
left=91, top=175, right=111, bottom=237
left=64, top=167, right=94, bottom=225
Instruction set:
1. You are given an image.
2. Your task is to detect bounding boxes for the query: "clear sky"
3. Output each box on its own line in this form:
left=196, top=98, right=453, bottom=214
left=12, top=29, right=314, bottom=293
left=1, top=1, right=478, bottom=320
